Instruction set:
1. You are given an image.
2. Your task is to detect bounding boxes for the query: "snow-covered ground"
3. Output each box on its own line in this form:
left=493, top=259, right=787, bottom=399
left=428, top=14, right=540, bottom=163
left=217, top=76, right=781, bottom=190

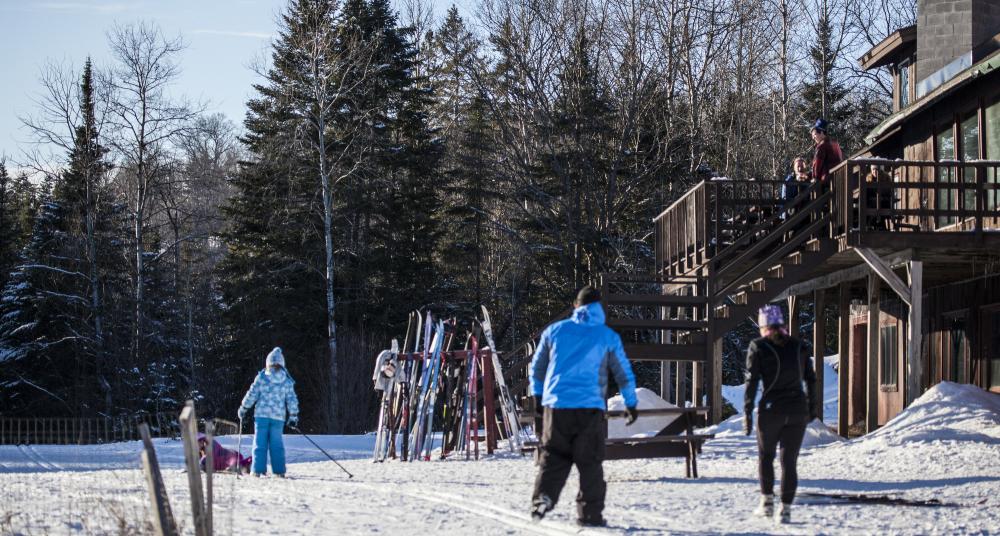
left=2, top=380, right=999, bottom=535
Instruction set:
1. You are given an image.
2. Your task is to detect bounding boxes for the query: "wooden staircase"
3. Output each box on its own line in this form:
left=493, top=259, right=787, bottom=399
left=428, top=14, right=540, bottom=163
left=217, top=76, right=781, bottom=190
left=500, top=178, right=842, bottom=425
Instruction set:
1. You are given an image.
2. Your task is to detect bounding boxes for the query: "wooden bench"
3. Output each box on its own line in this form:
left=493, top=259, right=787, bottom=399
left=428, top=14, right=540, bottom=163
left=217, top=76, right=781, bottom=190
left=604, top=407, right=714, bottom=478
left=520, top=404, right=715, bottom=479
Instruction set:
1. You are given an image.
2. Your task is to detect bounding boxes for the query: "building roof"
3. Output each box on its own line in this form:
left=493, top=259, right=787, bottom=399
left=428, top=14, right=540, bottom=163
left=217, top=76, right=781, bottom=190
left=864, top=47, right=1000, bottom=147
left=859, top=25, right=917, bottom=71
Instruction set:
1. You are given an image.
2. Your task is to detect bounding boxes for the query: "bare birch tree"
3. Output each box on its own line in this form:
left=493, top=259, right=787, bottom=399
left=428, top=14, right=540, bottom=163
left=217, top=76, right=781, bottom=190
left=280, top=6, right=378, bottom=429
left=105, top=21, right=199, bottom=360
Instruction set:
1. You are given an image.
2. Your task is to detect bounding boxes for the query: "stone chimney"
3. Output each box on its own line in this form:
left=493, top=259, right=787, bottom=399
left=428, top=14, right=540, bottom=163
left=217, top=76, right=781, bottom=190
left=917, top=0, right=1000, bottom=89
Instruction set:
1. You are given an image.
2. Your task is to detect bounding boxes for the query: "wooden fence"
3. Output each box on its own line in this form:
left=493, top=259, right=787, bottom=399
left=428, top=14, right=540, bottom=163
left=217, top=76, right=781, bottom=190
left=0, top=412, right=180, bottom=445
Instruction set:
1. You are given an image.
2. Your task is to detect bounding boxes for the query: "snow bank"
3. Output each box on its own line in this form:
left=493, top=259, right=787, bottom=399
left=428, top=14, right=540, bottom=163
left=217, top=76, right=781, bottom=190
left=703, top=354, right=843, bottom=446
left=700, top=413, right=843, bottom=447
left=607, top=387, right=678, bottom=438
left=863, top=381, right=1000, bottom=445
left=801, top=419, right=844, bottom=447
left=721, top=353, right=839, bottom=423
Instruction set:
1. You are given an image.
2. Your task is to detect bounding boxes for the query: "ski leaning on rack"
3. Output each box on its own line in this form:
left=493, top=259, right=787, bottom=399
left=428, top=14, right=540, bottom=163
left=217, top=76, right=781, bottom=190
left=371, top=339, right=400, bottom=462
left=408, top=312, right=434, bottom=459
left=419, top=320, right=446, bottom=460
left=480, top=306, right=524, bottom=452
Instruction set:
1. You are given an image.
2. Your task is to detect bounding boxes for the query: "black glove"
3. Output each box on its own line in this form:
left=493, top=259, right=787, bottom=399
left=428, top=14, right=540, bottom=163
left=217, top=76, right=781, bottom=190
left=532, top=396, right=544, bottom=419
left=625, top=406, right=639, bottom=426
left=743, top=413, right=753, bottom=436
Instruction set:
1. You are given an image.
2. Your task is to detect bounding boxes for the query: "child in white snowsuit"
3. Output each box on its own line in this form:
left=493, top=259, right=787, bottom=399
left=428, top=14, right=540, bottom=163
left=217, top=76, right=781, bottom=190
left=238, top=347, right=300, bottom=477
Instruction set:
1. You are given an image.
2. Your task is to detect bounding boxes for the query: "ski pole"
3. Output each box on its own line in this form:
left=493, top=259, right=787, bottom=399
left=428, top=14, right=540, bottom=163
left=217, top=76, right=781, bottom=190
left=235, top=417, right=244, bottom=477
left=288, top=425, right=354, bottom=479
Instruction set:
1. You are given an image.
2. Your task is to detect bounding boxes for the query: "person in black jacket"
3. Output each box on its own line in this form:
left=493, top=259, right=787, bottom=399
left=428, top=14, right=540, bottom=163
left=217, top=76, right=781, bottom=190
left=744, top=305, right=818, bottom=524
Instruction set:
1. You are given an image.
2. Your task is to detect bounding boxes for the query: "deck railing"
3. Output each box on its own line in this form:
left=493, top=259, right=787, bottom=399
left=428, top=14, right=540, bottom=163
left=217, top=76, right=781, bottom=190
left=653, top=178, right=820, bottom=277
left=832, top=159, right=1000, bottom=242
left=654, top=159, right=1000, bottom=277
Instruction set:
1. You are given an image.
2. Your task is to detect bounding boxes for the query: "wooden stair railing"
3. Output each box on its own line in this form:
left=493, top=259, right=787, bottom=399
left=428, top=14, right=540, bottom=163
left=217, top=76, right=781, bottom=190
left=600, top=273, right=710, bottom=363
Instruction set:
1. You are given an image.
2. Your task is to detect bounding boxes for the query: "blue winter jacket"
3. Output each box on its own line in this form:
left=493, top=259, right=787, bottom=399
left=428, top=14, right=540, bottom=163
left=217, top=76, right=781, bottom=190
left=240, top=369, right=300, bottom=422
left=529, top=302, right=638, bottom=410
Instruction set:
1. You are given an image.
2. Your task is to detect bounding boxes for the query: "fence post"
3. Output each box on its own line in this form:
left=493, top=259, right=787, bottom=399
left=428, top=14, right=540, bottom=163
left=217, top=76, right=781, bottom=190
left=179, top=401, right=208, bottom=536
left=139, top=423, right=179, bottom=536
left=205, top=420, right=214, bottom=535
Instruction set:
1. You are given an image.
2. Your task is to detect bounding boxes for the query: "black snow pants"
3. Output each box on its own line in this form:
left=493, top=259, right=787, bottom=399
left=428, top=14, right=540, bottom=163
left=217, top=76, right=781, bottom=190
left=532, top=407, right=606, bottom=520
left=756, top=410, right=809, bottom=504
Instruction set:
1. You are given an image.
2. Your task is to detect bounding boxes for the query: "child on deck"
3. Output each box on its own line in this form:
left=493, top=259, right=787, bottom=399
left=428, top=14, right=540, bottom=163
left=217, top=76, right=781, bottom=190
left=198, top=433, right=252, bottom=473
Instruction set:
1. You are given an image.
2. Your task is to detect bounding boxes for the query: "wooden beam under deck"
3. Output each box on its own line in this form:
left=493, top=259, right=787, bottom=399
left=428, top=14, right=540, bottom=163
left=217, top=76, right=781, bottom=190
left=624, top=343, right=707, bottom=362
left=837, top=282, right=851, bottom=437
left=866, top=273, right=881, bottom=434
left=813, top=289, right=826, bottom=421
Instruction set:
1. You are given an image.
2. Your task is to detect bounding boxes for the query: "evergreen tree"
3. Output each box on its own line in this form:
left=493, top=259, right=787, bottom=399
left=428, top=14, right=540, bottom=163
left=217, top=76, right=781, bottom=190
left=218, top=0, right=333, bottom=429
left=0, top=59, right=120, bottom=416
left=0, top=162, right=36, bottom=288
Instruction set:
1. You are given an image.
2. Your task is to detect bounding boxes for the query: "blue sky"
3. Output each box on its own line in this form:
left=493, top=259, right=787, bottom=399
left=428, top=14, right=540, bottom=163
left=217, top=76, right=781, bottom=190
left=0, top=0, right=471, bottom=163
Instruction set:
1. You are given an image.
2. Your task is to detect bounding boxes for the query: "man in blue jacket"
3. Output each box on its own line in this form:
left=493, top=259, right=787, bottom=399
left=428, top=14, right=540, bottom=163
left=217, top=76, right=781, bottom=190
left=529, top=286, right=639, bottom=527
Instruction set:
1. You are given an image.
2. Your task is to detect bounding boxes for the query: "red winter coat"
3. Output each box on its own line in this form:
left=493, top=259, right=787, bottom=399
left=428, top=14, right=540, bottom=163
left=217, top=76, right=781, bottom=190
left=812, top=139, right=843, bottom=182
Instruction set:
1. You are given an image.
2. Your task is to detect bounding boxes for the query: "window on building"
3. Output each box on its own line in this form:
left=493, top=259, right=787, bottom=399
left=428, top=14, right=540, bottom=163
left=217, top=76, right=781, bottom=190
left=880, top=324, right=899, bottom=389
left=986, top=98, right=1000, bottom=211
left=936, top=126, right=957, bottom=227
left=960, top=113, right=980, bottom=216
left=898, top=59, right=911, bottom=109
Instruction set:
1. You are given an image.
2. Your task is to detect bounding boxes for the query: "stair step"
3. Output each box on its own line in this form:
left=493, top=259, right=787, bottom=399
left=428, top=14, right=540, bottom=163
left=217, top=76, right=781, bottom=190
left=750, top=276, right=781, bottom=293
left=732, top=287, right=766, bottom=305
left=624, top=343, right=707, bottom=362
left=607, top=318, right=708, bottom=330
left=605, top=294, right=707, bottom=306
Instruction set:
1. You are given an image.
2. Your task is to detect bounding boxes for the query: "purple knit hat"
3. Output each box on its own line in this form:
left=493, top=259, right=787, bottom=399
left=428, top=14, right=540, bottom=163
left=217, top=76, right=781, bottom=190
left=758, top=305, right=784, bottom=327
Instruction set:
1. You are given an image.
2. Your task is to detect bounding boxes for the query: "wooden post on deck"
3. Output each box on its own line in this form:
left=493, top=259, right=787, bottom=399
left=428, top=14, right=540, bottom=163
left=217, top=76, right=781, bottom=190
left=866, top=274, right=881, bottom=434
left=813, top=290, right=826, bottom=421
left=787, top=295, right=800, bottom=338
left=906, top=261, right=923, bottom=406
left=837, top=282, right=851, bottom=437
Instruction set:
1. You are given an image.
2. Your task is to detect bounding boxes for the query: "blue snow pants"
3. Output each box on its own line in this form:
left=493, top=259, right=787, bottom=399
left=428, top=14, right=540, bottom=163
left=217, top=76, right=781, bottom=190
left=253, top=417, right=286, bottom=475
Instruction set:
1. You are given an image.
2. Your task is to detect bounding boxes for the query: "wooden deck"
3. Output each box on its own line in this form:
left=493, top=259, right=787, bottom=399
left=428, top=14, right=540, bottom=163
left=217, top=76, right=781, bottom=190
left=501, top=158, right=1000, bottom=427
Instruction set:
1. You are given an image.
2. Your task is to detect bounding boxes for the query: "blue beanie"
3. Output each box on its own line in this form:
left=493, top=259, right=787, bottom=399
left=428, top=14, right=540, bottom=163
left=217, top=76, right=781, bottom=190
left=811, top=118, right=829, bottom=133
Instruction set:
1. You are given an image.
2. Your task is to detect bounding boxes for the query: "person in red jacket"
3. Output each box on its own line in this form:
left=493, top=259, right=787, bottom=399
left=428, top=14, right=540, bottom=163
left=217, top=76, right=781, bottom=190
left=810, top=119, right=843, bottom=182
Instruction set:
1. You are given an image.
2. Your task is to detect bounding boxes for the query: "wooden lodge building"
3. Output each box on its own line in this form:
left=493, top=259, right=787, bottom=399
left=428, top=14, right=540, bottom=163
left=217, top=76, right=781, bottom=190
left=614, top=0, right=1000, bottom=436
left=504, top=0, right=1000, bottom=458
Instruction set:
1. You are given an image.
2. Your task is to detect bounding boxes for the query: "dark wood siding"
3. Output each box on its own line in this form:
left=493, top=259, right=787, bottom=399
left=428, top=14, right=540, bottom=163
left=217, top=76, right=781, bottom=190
left=924, top=273, right=1000, bottom=392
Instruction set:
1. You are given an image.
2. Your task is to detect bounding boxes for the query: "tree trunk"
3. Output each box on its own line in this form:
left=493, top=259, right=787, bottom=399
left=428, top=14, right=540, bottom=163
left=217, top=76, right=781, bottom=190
left=317, top=114, right=338, bottom=433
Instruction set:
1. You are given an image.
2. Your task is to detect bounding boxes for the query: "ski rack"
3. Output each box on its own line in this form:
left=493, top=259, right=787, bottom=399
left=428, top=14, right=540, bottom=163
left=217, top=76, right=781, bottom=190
left=395, top=348, right=500, bottom=456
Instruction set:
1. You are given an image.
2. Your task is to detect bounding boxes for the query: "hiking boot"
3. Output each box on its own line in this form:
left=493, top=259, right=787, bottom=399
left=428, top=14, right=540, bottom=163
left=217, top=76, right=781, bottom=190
left=753, top=494, right=774, bottom=518
left=252, top=472, right=264, bottom=478
left=274, top=473, right=286, bottom=479
left=777, top=502, right=791, bottom=524
left=531, top=494, right=553, bottom=521
left=576, top=516, right=607, bottom=528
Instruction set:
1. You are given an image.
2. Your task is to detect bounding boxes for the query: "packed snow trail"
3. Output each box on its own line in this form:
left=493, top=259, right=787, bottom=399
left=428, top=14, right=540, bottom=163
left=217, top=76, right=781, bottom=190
left=1, top=383, right=999, bottom=534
